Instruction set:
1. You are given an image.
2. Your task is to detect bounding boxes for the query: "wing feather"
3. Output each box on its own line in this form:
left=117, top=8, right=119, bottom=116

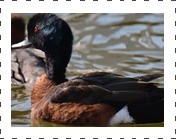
left=48, top=72, right=162, bottom=104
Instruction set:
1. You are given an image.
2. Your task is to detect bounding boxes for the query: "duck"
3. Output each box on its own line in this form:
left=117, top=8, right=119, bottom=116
left=12, top=13, right=164, bottom=126
left=11, top=13, right=25, bottom=45
left=11, top=13, right=46, bottom=89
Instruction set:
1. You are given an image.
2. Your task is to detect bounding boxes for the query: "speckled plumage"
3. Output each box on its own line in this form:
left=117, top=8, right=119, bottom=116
left=31, top=73, right=116, bottom=126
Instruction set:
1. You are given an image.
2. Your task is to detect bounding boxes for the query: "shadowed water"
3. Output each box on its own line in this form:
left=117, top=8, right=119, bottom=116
left=11, top=13, right=164, bottom=127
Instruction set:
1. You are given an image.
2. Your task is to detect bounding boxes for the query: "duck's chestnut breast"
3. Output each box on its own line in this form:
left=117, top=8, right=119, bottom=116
left=31, top=74, right=116, bottom=126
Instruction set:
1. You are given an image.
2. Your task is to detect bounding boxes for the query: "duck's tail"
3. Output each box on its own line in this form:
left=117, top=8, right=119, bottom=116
left=127, top=86, right=164, bottom=124
left=134, top=74, right=164, bottom=82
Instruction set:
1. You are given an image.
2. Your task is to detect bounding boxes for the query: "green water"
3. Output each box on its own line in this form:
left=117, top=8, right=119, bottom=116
left=11, top=13, right=164, bottom=127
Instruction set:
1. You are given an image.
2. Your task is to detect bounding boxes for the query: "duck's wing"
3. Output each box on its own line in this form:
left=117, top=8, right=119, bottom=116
left=48, top=72, right=158, bottom=104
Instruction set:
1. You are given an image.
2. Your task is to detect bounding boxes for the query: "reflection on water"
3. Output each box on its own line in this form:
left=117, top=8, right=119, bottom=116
left=11, top=13, right=164, bottom=127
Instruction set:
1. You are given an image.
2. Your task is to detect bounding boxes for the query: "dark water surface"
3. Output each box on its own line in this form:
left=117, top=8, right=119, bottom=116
left=11, top=13, right=164, bottom=127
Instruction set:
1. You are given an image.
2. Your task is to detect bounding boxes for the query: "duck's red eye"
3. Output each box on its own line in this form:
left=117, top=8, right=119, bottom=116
left=34, top=27, right=38, bottom=32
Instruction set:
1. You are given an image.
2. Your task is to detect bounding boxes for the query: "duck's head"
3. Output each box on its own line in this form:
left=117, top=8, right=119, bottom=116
left=12, top=13, right=74, bottom=83
left=27, top=13, right=73, bottom=53
left=11, top=13, right=25, bottom=45
left=12, top=13, right=73, bottom=53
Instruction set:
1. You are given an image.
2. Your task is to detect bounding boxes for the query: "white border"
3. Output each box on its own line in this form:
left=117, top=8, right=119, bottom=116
left=0, top=0, right=173, bottom=139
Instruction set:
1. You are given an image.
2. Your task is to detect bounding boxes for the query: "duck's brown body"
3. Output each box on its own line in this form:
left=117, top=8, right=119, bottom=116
left=31, top=73, right=116, bottom=126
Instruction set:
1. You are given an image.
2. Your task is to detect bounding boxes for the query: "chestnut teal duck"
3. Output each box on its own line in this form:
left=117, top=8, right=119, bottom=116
left=12, top=13, right=164, bottom=126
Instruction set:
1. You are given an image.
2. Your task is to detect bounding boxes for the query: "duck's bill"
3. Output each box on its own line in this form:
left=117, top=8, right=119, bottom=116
left=11, top=37, right=32, bottom=49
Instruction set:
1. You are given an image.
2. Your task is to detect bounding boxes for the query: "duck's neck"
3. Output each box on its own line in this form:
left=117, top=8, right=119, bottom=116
left=45, top=55, right=65, bottom=84
left=45, top=45, right=72, bottom=84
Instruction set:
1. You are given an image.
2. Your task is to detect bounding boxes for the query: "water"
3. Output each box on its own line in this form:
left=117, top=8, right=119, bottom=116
left=11, top=13, right=164, bottom=127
